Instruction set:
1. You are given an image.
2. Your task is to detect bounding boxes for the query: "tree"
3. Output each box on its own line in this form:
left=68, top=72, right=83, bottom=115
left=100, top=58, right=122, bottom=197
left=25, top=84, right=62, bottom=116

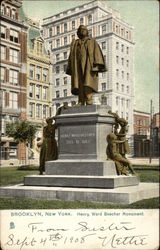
left=6, top=120, right=38, bottom=164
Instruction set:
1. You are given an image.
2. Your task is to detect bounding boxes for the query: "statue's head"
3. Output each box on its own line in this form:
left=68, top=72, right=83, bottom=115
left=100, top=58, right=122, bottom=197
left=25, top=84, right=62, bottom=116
left=46, top=117, right=53, bottom=125
left=77, top=25, right=88, bottom=39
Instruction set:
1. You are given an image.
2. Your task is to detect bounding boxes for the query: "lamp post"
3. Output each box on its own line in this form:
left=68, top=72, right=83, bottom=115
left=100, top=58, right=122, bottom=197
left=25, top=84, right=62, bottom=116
left=149, top=100, right=153, bottom=163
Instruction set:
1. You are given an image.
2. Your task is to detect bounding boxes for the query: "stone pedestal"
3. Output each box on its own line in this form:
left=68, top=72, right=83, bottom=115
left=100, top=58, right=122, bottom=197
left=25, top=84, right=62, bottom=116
left=1, top=105, right=158, bottom=205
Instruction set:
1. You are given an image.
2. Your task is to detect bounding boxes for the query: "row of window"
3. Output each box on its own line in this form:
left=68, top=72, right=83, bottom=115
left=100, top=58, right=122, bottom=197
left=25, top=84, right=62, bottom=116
left=116, top=97, right=130, bottom=107
left=116, top=56, right=129, bottom=67
left=116, top=69, right=130, bottom=80
left=55, top=89, right=68, bottom=98
left=48, top=14, right=92, bottom=37
left=1, top=3, right=17, bottom=20
left=116, top=42, right=129, bottom=54
left=134, top=118, right=149, bottom=126
left=29, top=84, right=48, bottom=100
left=55, top=64, right=67, bottom=74
left=1, top=26, right=19, bottom=43
left=55, top=51, right=68, bottom=61
left=1, top=67, right=19, bottom=85
left=55, top=77, right=67, bottom=86
left=1, top=45, right=20, bottom=63
left=116, top=83, right=130, bottom=93
left=29, top=103, right=49, bottom=119
left=1, top=90, right=18, bottom=109
left=114, top=23, right=130, bottom=40
left=29, top=65, right=49, bottom=82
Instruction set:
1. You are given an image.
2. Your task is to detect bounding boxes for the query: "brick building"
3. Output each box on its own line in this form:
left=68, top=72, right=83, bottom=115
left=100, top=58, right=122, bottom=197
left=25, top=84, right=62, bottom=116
left=0, top=0, right=28, bottom=165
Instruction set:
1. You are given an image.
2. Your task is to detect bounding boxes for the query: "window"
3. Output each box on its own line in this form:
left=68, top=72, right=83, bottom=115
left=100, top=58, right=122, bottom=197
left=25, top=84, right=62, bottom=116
left=10, top=29, right=18, bottom=43
left=1, top=4, right=4, bottom=15
left=121, top=28, right=124, bottom=36
left=36, top=67, right=41, bottom=80
left=104, top=55, right=106, bottom=64
left=72, top=20, right=75, bottom=30
left=126, top=47, right=129, bottom=54
left=1, top=115, right=6, bottom=135
left=63, top=64, right=67, bottom=72
left=30, top=64, right=35, bottom=78
left=63, top=89, right=67, bottom=97
left=56, top=91, right=60, bottom=98
left=126, top=86, right=129, bottom=93
left=116, top=42, right=119, bottom=50
left=116, top=82, right=119, bottom=91
left=9, top=69, right=18, bottom=85
left=37, top=42, right=42, bottom=54
left=64, top=23, right=67, bottom=32
left=9, top=92, right=18, bottom=109
left=6, top=6, right=10, bottom=17
left=101, top=96, right=108, bottom=105
left=116, top=96, right=119, bottom=105
left=1, top=26, right=6, bottom=39
left=72, top=34, right=75, bottom=40
left=43, top=69, right=48, bottom=82
left=88, top=29, right=92, bottom=37
left=126, top=31, right=129, bottom=39
left=121, top=58, right=124, bottom=66
left=12, top=9, right=16, bottom=19
left=1, top=90, right=6, bottom=108
left=121, top=44, right=124, bottom=52
left=56, top=54, right=60, bottom=61
left=102, top=42, right=106, bottom=50
left=126, top=99, right=130, bottom=108
left=102, top=25, right=106, bottom=34
left=49, top=27, right=52, bottom=37
left=126, top=60, right=129, bottom=67
left=43, top=105, right=48, bottom=119
left=29, top=84, right=34, bottom=98
left=56, top=39, right=60, bottom=48
left=56, top=103, right=60, bottom=109
left=116, top=56, right=119, bottom=64
left=80, top=17, right=84, bottom=25
left=64, top=51, right=67, bottom=59
left=116, top=25, right=119, bottom=33
left=127, top=73, right=129, bottom=81
left=64, top=36, right=67, bottom=45
left=116, top=69, right=119, bottom=77
left=88, top=14, right=92, bottom=24
left=1, top=45, right=6, bottom=60
left=57, top=25, right=60, bottom=35
left=29, top=103, right=34, bottom=117
left=56, top=66, right=60, bottom=74
left=42, top=87, right=47, bottom=100
left=56, top=78, right=60, bottom=86
left=36, top=85, right=41, bottom=99
left=0, top=67, right=5, bottom=83
left=36, top=104, right=41, bottom=118
left=121, top=71, right=124, bottom=78
left=64, top=77, right=67, bottom=85
left=121, top=84, right=124, bottom=92
left=121, top=112, right=124, bottom=118
left=10, top=48, right=19, bottom=63
left=102, top=82, right=106, bottom=91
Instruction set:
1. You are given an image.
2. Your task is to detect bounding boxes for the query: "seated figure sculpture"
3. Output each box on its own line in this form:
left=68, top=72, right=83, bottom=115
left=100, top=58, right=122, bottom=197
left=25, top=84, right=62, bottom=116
left=106, top=133, right=136, bottom=175
left=37, top=117, right=58, bottom=175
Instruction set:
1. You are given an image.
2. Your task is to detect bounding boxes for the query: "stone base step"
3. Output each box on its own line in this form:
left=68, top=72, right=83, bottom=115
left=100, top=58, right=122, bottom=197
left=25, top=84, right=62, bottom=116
left=24, top=175, right=139, bottom=189
left=45, top=160, right=117, bottom=176
left=0, top=183, right=159, bottom=204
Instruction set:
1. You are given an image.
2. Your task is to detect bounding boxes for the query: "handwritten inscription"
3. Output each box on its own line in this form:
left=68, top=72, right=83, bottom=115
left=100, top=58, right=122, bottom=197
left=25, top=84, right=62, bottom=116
left=4, top=221, right=148, bottom=250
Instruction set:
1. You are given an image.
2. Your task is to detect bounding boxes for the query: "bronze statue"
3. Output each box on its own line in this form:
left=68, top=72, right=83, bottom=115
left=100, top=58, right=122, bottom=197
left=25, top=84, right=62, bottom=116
left=66, top=25, right=107, bottom=105
left=106, top=133, right=136, bottom=175
left=37, top=117, right=58, bottom=175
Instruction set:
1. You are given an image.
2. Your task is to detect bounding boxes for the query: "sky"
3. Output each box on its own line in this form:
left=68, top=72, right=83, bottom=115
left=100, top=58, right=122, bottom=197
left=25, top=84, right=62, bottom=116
left=22, top=0, right=159, bottom=113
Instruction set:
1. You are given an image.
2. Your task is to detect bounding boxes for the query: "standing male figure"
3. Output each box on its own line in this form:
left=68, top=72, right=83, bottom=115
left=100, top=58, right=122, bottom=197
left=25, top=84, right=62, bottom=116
left=66, top=25, right=107, bottom=105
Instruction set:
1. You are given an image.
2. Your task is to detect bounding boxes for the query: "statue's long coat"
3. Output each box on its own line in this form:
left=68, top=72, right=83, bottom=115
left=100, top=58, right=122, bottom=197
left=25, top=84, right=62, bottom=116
left=66, top=38, right=107, bottom=95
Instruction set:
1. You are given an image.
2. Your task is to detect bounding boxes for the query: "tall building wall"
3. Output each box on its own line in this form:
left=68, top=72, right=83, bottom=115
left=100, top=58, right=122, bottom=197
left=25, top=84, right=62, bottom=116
left=0, top=0, right=28, bottom=163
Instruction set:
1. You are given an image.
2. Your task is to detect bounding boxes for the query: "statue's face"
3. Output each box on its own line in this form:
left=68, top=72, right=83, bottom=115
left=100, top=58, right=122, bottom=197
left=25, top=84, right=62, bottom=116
left=78, top=27, right=88, bottom=39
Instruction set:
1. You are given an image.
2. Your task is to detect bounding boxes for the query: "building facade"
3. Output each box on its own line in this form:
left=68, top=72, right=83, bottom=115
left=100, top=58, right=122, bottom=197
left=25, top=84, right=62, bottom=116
left=42, top=0, right=134, bottom=140
left=133, top=110, right=150, bottom=157
left=0, top=0, right=28, bottom=164
left=27, top=19, right=53, bottom=159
